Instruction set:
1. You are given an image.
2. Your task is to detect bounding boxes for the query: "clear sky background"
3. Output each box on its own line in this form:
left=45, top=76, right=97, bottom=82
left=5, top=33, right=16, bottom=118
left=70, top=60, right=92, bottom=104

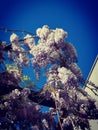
left=0, top=0, right=98, bottom=82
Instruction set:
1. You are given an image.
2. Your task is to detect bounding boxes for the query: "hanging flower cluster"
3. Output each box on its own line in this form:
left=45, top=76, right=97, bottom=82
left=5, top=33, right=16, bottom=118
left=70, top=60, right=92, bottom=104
left=9, top=33, right=29, bottom=66
left=22, top=25, right=67, bottom=68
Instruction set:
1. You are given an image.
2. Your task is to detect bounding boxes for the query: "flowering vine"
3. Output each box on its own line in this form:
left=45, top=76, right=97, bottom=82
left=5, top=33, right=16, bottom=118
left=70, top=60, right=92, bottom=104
left=0, top=25, right=98, bottom=130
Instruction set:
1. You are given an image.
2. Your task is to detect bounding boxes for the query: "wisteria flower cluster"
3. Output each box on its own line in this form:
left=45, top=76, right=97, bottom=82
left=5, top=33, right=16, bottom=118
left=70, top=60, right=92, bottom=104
left=27, top=25, right=67, bottom=68
left=0, top=25, right=98, bottom=130
left=9, top=33, right=29, bottom=66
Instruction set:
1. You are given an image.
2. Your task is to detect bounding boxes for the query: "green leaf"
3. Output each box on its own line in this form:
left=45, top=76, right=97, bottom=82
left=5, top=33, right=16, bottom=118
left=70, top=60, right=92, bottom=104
left=22, top=75, right=31, bottom=81
left=6, top=64, right=18, bottom=71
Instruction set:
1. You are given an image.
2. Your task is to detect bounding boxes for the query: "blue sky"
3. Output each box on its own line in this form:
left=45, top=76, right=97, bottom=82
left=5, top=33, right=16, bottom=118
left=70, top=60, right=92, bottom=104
left=0, top=0, right=98, bottom=81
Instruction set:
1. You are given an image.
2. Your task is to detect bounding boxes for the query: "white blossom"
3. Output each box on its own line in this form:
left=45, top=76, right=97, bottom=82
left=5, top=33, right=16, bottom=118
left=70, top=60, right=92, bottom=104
left=11, top=43, right=20, bottom=51
left=24, top=34, right=35, bottom=49
left=46, top=31, right=55, bottom=45
left=35, top=105, right=40, bottom=111
left=54, top=28, right=67, bottom=43
left=36, top=28, right=41, bottom=37
left=58, top=67, right=77, bottom=84
left=18, top=53, right=29, bottom=66
left=36, top=25, right=50, bottom=39
left=10, top=33, right=18, bottom=43
left=50, top=51, right=59, bottom=59
left=4, top=102, right=9, bottom=107
left=14, top=89, right=21, bottom=96
left=58, top=67, right=69, bottom=84
left=47, top=73, right=57, bottom=82
left=42, top=119, right=49, bottom=128
left=10, top=33, right=20, bottom=51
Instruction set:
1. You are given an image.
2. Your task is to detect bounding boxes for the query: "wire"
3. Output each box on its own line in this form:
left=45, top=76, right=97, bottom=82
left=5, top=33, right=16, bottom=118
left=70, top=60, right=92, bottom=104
left=0, top=27, right=34, bottom=35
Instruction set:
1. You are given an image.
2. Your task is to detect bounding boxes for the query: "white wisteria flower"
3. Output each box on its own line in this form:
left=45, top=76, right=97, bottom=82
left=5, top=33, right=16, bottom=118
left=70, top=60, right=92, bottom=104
left=10, top=33, right=18, bottom=43
left=24, top=34, right=35, bottom=49
left=54, top=28, right=67, bottom=43
left=36, top=25, right=50, bottom=39
left=58, top=67, right=77, bottom=84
